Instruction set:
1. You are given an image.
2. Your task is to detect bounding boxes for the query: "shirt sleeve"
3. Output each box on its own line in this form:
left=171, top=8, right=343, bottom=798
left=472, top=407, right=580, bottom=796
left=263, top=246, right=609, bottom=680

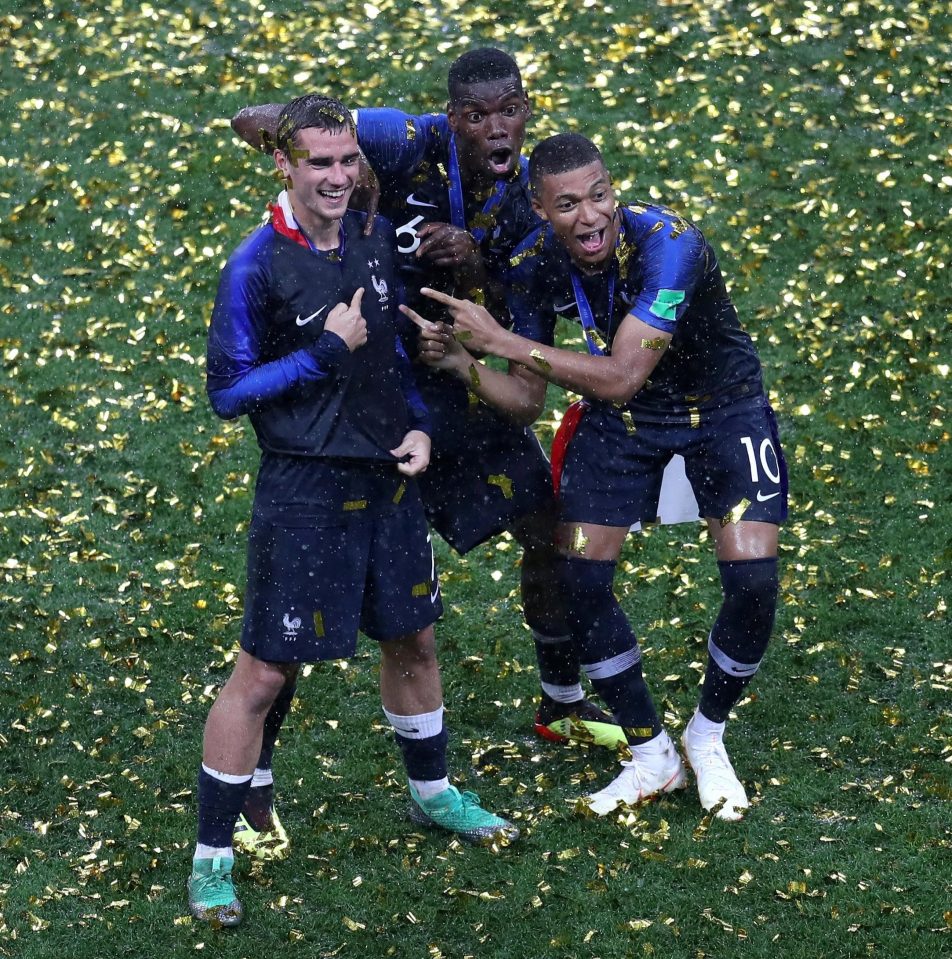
left=627, top=223, right=707, bottom=334
left=354, top=108, right=445, bottom=178
left=205, top=235, right=349, bottom=420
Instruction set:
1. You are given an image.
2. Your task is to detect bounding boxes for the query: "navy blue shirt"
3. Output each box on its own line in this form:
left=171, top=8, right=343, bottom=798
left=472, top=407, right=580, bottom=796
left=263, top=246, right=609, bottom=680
left=353, top=108, right=540, bottom=420
left=507, top=203, right=764, bottom=423
left=206, top=203, right=429, bottom=461
left=355, top=108, right=539, bottom=319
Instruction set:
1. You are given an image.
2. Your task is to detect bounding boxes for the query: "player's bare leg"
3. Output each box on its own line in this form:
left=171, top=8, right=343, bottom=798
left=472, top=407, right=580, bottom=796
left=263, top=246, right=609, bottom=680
left=380, top=627, right=518, bottom=843
left=202, top=652, right=296, bottom=774
left=190, top=652, right=296, bottom=925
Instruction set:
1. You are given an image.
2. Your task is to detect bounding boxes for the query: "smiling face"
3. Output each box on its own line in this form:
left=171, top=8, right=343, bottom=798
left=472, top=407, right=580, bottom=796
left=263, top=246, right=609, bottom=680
left=532, top=159, right=619, bottom=272
left=447, top=77, right=530, bottom=184
left=274, top=125, right=361, bottom=246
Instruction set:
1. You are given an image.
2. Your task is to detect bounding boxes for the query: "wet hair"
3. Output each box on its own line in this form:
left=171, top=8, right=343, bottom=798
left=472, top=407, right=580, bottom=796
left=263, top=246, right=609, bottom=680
left=275, top=93, right=355, bottom=156
left=529, top=133, right=604, bottom=192
left=447, top=48, right=522, bottom=103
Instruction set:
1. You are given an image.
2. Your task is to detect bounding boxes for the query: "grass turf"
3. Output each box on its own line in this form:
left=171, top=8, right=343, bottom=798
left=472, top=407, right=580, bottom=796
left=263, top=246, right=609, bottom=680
left=1, top=1, right=949, bottom=956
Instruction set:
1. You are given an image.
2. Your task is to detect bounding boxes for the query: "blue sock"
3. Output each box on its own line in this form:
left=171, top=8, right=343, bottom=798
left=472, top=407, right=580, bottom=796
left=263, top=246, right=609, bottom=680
left=384, top=707, right=448, bottom=782
left=560, top=556, right=660, bottom=744
left=700, top=557, right=778, bottom=722
left=243, top=681, right=296, bottom=827
left=197, top=765, right=253, bottom=849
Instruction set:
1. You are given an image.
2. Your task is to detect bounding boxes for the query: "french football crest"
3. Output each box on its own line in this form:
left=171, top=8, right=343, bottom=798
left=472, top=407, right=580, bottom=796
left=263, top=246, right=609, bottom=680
left=372, top=274, right=389, bottom=304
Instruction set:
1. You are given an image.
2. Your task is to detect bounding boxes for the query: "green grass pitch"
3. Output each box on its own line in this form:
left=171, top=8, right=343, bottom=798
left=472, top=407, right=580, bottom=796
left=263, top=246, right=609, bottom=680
left=0, top=1, right=948, bottom=956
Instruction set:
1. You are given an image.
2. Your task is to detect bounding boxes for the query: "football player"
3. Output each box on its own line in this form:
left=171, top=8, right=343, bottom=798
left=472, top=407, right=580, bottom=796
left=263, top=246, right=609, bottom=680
left=405, top=133, right=787, bottom=822
left=228, top=50, right=625, bottom=860
left=188, top=95, right=517, bottom=929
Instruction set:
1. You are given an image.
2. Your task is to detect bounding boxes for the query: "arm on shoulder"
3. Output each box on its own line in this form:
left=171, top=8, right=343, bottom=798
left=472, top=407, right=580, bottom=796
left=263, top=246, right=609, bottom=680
left=231, top=103, right=284, bottom=153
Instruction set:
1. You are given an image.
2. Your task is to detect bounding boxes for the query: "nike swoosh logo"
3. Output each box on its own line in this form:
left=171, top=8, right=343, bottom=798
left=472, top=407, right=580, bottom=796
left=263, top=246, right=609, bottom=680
left=296, top=305, right=327, bottom=326
left=553, top=301, right=577, bottom=313
left=428, top=535, right=440, bottom=604
left=407, top=193, right=439, bottom=208
left=756, top=490, right=781, bottom=502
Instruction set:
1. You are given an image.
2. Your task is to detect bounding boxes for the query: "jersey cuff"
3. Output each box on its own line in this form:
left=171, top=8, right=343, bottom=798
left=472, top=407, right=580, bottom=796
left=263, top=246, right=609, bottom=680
left=308, top=330, right=350, bottom=372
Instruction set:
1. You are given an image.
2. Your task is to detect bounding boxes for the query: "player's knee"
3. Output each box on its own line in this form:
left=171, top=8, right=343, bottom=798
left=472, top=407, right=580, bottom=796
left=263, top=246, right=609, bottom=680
left=558, top=555, right=642, bottom=665
left=235, top=657, right=294, bottom=714
left=714, top=557, right=779, bottom=662
left=559, top=556, right=616, bottom=631
left=382, top=627, right=438, bottom=669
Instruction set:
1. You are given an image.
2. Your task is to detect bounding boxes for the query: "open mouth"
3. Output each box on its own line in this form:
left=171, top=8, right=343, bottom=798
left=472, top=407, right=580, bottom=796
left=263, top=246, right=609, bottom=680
left=319, top=189, right=348, bottom=200
left=487, top=147, right=513, bottom=175
left=577, top=228, right=606, bottom=254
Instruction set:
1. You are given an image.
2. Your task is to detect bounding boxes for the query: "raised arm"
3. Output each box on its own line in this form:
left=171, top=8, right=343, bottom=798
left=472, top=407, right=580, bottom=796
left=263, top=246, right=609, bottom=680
left=418, top=288, right=671, bottom=407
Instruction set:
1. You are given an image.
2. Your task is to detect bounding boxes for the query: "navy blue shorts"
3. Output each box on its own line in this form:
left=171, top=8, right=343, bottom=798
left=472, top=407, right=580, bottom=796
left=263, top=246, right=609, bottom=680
left=416, top=384, right=554, bottom=554
left=558, top=396, right=788, bottom=528
left=240, top=458, right=442, bottom=663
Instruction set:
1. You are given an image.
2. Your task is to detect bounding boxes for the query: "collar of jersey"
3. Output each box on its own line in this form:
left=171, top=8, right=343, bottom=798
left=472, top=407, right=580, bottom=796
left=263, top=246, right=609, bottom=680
left=269, top=190, right=309, bottom=249
left=270, top=190, right=346, bottom=259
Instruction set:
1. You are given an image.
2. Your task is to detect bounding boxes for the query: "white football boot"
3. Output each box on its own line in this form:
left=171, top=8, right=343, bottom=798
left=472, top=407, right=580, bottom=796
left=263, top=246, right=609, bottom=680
left=584, top=730, right=687, bottom=816
left=682, top=713, right=749, bottom=821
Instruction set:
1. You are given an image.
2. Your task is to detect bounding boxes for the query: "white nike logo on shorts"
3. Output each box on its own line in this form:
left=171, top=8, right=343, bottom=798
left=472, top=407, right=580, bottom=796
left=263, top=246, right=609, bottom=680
left=756, top=490, right=781, bottom=502
left=296, top=305, right=328, bottom=326
left=407, top=194, right=439, bottom=208
left=553, top=300, right=577, bottom=313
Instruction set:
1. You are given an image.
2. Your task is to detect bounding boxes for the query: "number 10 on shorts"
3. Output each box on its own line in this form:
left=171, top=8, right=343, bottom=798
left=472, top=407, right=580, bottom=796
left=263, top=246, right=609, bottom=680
left=740, top=436, right=782, bottom=485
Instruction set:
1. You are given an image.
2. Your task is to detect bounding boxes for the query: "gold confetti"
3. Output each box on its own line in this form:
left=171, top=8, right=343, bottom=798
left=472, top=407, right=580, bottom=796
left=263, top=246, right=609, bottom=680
left=468, top=363, right=481, bottom=389
left=641, top=338, right=666, bottom=350
left=411, top=581, right=431, bottom=597
left=1, top=5, right=945, bottom=950
left=624, top=726, right=654, bottom=739
left=453, top=329, right=474, bottom=343
left=487, top=474, right=513, bottom=499
left=571, top=526, right=589, bottom=555
left=621, top=410, right=636, bottom=434
left=392, top=481, right=406, bottom=504
left=313, top=611, right=325, bottom=638
left=529, top=348, right=552, bottom=372
left=343, top=499, right=367, bottom=511
left=720, top=498, right=752, bottom=526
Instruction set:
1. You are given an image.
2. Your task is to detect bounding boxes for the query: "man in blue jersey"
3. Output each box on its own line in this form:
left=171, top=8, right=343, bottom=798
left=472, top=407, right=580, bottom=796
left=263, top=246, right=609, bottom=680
left=188, top=94, right=518, bottom=929
left=406, top=133, right=787, bottom=823
left=228, top=51, right=623, bottom=856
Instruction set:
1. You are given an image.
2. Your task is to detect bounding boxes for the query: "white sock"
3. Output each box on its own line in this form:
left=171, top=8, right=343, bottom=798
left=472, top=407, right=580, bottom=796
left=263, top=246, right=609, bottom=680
left=410, top=777, right=450, bottom=800
left=686, top=709, right=725, bottom=741
left=251, top=767, right=274, bottom=788
left=194, top=843, right=233, bottom=861
left=630, top=729, right=671, bottom=760
left=540, top=681, right=585, bottom=704
left=201, top=763, right=253, bottom=784
left=382, top=705, right=445, bottom=739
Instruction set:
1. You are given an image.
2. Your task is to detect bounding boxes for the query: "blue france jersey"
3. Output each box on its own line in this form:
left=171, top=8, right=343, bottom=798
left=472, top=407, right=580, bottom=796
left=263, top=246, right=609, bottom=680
left=507, top=203, right=764, bottom=422
left=206, top=208, right=428, bottom=460
left=354, top=108, right=539, bottom=321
